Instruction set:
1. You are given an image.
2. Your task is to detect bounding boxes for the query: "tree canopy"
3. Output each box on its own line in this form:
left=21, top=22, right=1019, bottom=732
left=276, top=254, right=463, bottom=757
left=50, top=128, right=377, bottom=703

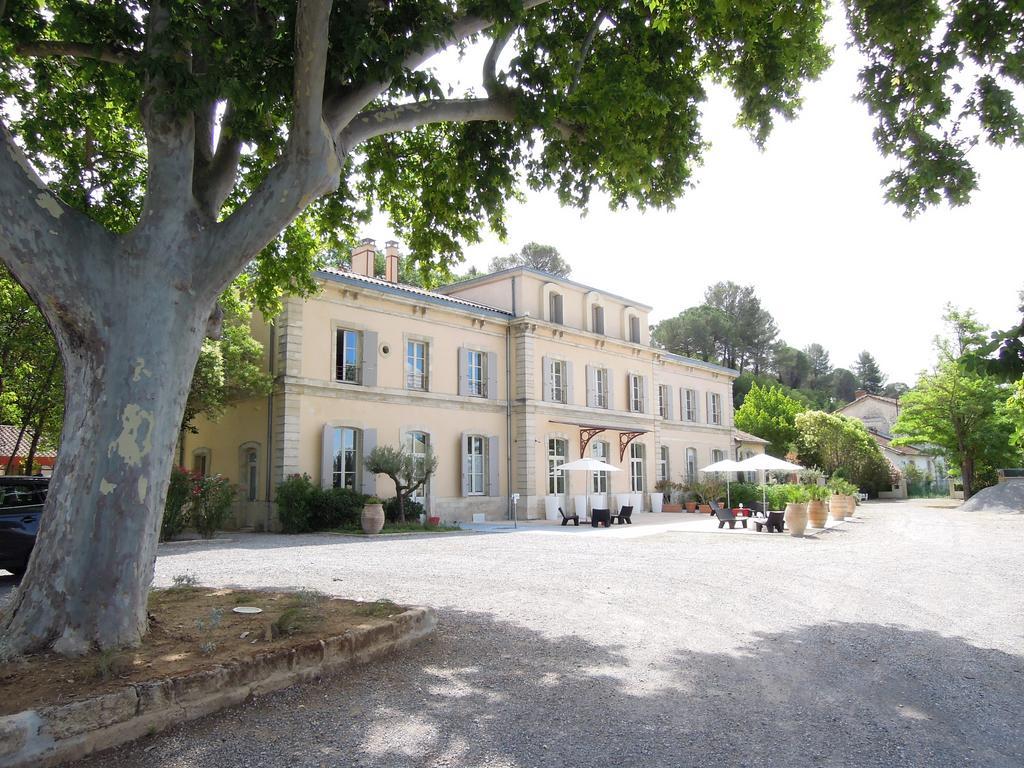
left=734, top=382, right=805, bottom=458
left=488, top=242, right=571, bottom=277
left=794, top=410, right=893, bottom=493
left=853, top=351, right=885, bottom=395
left=893, top=307, right=1019, bottom=497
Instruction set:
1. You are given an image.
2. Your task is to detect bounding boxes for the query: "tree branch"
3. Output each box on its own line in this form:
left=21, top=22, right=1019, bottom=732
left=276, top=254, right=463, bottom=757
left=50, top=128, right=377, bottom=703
left=14, top=40, right=139, bottom=66
left=193, top=101, right=243, bottom=218
left=324, top=0, right=550, bottom=134
left=205, top=0, right=340, bottom=293
left=339, top=97, right=518, bottom=151
left=483, top=26, right=516, bottom=98
left=570, top=9, right=607, bottom=94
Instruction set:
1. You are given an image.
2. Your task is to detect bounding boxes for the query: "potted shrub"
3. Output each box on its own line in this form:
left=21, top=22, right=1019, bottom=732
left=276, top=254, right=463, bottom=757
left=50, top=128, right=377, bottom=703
left=828, top=477, right=858, bottom=520
left=806, top=484, right=829, bottom=528
left=361, top=496, right=385, bottom=534
left=365, top=444, right=438, bottom=524
left=784, top=484, right=810, bottom=537
left=652, top=479, right=675, bottom=513
left=690, top=479, right=724, bottom=514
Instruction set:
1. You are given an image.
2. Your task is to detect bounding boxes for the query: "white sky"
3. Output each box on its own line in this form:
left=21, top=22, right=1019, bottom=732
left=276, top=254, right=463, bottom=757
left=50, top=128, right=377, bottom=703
left=370, top=11, right=1024, bottom=385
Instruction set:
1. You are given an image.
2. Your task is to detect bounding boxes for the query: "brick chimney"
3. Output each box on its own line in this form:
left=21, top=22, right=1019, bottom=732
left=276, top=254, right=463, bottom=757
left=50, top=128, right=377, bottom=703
left=385, top=240, right=400, bottom=283
left=350, top=238, right=376, bottom=277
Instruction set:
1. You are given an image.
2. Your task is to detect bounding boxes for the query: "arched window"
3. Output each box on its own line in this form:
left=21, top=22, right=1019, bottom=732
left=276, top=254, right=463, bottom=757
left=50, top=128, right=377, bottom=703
left=239, top=443, right=260, bottom=502
left=405, top=431, right=430, bottom=504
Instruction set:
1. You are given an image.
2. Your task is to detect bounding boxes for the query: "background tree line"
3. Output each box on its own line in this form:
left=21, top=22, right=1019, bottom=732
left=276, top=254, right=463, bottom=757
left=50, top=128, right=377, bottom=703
left=651, top=281, right=904, bottom=411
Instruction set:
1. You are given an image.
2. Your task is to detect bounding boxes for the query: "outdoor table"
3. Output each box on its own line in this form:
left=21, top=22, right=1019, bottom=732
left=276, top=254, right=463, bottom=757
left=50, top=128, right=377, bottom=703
left=590, top=508, right=611, bottom=527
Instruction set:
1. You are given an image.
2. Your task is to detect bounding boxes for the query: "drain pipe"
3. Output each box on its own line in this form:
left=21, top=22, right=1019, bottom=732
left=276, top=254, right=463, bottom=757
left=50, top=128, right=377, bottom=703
left=506, top=277, right=516, bottom=521
left=265, top=325, right=276, bottom=530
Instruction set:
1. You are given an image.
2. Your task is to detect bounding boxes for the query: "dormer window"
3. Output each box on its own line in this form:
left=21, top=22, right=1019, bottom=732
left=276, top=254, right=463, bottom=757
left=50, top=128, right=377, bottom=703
left=591, top=305, right=605, bottom=335
left=548, top=292, right=564, bottom=325
left=629, top=315, right=641, bottom=344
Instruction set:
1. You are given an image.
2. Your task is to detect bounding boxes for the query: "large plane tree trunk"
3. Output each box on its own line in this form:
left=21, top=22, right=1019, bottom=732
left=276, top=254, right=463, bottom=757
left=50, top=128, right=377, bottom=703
left=1, top=251, right=215, bottom=654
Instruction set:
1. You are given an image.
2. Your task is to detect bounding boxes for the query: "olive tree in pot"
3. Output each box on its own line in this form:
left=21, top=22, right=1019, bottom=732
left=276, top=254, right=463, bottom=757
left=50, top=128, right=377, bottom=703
left=365, top=444, right=439, bottom=525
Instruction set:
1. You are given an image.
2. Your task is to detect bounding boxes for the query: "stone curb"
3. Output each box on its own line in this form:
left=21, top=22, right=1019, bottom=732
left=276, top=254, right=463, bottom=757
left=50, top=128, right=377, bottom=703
left=0, top=606, right=436, bottom=768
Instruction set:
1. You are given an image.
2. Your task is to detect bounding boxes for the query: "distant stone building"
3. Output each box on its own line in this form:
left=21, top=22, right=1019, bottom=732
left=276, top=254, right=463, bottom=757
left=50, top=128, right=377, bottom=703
left=0, top=425, right=56, bottom=475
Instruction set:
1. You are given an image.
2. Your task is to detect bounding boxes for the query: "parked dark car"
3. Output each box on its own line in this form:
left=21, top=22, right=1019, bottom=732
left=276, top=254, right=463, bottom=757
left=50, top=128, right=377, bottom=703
left=0, top=476, right=48, bottom=577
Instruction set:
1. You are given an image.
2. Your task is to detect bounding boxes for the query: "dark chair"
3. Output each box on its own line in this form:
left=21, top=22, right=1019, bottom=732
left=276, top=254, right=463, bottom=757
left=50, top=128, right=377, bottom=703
left=714, top=507, right=747, bottom=529
left=751, top=501, right=766, bottom=517
left=559, top=507, right=579, bottom=526
left=590, top=508, right=611, bottom=527
left=754, top=511, right=785, bottom=533
left=610, top=505, right=633, bottom=525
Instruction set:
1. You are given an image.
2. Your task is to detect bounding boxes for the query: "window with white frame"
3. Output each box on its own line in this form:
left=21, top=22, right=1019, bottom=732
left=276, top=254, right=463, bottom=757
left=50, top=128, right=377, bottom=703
left=686, top=447, right=698, bottom=483
left=710, top=392, right=723, bottom=424
left=591, top=305, right=605, bottom=335
left=658, top=385, right=670, bottom=417
left=629, top=374, right=645, bottom=412
left=595, top=367, right=609, bottom=408
left=684, top=389, right=698, bottom=421
left=711, top=449, right=725, bottom=463
left=331, top=427, right=361, bottom=490
left=465, top=435, right=486, bottom=495
left=547, top=438, right=567, bottom=495
left=406, top=340, right=428, bottom=390
left=551, top=359, right=567, bottom=403
left=657, top=445, right=669, bottom=484
left=467, top=349, right=485, bottom=397
left=335, top=329, right=362, bottom=384
left=591, top=441, right=609, bottom=493
left=405, top=431, right=430, bottom=503
left=630, top=443, right=646, bottom=492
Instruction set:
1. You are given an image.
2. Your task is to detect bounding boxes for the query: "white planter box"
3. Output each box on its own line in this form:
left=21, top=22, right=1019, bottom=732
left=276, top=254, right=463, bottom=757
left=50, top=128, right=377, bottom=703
left=472, top=513, right=486, bottom=523
left=614, top=493, right=632, bottom=513
left=649, top=493, right=663, bottom=513
left=630, top=492, right=644, bottom=512
left=573, top=495, right=588, bottom=519
left=544, top=495, right=561, bottom=521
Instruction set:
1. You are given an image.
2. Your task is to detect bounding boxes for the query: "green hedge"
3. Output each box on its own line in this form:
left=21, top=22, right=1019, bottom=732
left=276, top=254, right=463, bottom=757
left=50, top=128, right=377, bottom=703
left=276, top=474, right=367, bottom=533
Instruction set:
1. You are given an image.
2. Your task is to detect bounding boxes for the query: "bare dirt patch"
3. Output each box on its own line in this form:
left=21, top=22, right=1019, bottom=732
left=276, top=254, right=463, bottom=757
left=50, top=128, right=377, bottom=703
left=0, top=586, right=403, bottom=715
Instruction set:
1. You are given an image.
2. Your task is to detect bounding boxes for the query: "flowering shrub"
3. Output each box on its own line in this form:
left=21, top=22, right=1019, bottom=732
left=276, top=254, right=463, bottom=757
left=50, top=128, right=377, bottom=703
left=190, top=474, right=236, bottom=538
left=161, top=466, right=193, bottom=541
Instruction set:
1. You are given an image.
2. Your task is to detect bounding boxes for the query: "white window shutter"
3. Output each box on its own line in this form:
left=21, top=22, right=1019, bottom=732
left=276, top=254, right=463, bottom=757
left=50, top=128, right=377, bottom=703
left=694, top=391, right=701, bottom=422
left=361, top=331, right=378, bottom=387
left=585, top=365, right=596, bottom=408
left=486, top=351, right=498, bottom=399
left=321, top=425, right=334, bottom=489
left=680, top=389, right=687, bottom=421
left=487, top=436, right=500, bottom=496
left=542, top=356, right=553, bottom=402
left=457, top=347, right=468, bottom=396
left=460, top=433, right=470, bottom=496
left=666, top=386, right=674, bottom=420
left=607, top=371, right=615, bottom=410
left=640, top=376, right=647, bottom=413
left=565, top=361, right=574, bottom=405
left=705, top=392, right=711, bottom=423
left=361, top=429, right=377, bottom=495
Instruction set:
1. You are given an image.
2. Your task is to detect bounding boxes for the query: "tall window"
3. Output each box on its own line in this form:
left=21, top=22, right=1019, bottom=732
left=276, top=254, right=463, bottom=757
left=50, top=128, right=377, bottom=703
left=657, top=446, right=669, bottom=484
left=551, top=360, right=567, bottom=403
left=686, top=447, right=698, bottom=483
left=711, top=449, right=725, bottom=465
left=630, top=443, right=646, bottom=492
left=629, top=374, right=644, bottom=412
left=336, top=329, right=361, bottom=384
left=684, top=389, right=698, bottom=421
left=466, top=435, right=486, bottom=495
left=595, top=367, right=609, bottom=408
left=549, top=293, right=564, bottom=324
left=547, top=438, right=567, bottom=495
left=406, top=340, right=428, bottom=390
left=629, top=315, right=641, bottom=343
left=591, top=441, right=609, bottom=493
left=658, top=385, right=670, bottom=417
left=591, top=305, right=605, bottom=335
left=332, top=428, right=360, bottom=490
left=245, top=448, right=258, bottom=502
left=192, top=449, right=210, bottom=476
left=406, top=431, right=430, bottom=502
left=467, top=350, right=485, bottom=397
left=710, top=393, right=723, bottom=424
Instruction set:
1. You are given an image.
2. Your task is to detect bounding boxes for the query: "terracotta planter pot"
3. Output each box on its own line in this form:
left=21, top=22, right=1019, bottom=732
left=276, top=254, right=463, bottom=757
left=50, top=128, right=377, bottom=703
left=829, top=494, right=855, bottom=520
left=844, top=495, right=857, bottom=518
left=785, top=502, right=808, bottom=537
left=698, top=503, right=712, bottom=515
left=806, top=500, right=828, bottom=528
left=662, top=503, right=683, bottom=513
left=685, top=501, right=697, bottom=513
left=361, top=503, right=385, bottom=535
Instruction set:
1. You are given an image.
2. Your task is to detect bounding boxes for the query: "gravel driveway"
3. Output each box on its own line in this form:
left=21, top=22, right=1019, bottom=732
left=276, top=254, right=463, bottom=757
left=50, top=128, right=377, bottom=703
left=58, top=502, right=1024, bottom=767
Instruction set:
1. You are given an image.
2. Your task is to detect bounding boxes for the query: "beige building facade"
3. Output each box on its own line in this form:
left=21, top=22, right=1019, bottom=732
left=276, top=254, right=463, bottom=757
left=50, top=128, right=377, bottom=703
left=183, top=239, right=753, bottom=527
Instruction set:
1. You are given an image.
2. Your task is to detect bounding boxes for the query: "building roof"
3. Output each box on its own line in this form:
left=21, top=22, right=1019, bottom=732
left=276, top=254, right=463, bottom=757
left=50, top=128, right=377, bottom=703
left=835, top=392, right=899, bottom=413
left=868, top=429, right=923, bottom=456
left=660, top=351, right=739, bottom=378
left=0, top=425, right=57, bottom=458
left=316, top=268, right=514, bottom=319
left=733, top=429, right=770, bottom=445
left=435, top=266, right=655, bottom=312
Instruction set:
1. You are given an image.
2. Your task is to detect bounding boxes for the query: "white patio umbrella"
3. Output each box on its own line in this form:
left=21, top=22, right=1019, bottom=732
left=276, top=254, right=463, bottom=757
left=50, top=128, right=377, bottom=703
left=734, top=454, right=804, bottom=513
left=557, top=457, right=622, bottom=520
left=699, top=458, right=744, bottom=508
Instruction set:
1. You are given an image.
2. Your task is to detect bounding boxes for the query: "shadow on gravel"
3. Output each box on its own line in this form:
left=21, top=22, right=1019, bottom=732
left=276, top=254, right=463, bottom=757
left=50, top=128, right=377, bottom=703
left=71, top=611, right=1024, bottom=768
